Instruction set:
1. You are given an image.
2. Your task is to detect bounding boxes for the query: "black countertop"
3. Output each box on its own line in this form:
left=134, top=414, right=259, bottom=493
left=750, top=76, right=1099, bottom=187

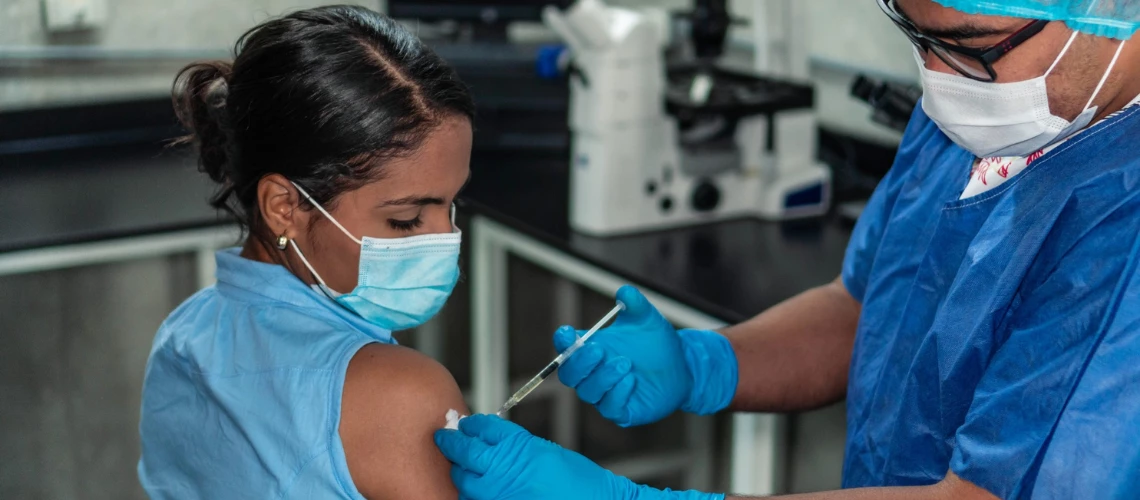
left=460, top=150, right=851, bottom=323
left=0, top=145, right=222, bottom=252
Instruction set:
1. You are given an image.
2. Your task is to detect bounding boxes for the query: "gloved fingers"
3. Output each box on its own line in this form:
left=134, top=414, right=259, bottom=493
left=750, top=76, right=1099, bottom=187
left=552, top=325, right=586, bottom=353
left=457, top=414, right=527, bottom=446
left=615, top=285, right=654, bottom=322
left=556, top=342, right=605, bottom=389
left=574, top=356, right=631, bottom=405
left=434, top=429, right=495, bottom=475
left=451, top=466, right=490, bottom=500
left=597, top=373, right=636, bottom=426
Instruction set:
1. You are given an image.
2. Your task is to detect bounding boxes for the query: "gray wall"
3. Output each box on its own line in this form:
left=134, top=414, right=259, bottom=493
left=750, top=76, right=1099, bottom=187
left=1, top=0, right=914, bottom=144
left=0, top=0, right=381, bottom=110
left=0, top=255, right=199, bottom=499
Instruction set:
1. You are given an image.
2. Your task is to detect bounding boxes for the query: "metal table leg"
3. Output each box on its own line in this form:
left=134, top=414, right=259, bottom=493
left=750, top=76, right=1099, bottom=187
left=471, top=215, right=510, bottom=414
left=731, top=413, right=785, bottom=494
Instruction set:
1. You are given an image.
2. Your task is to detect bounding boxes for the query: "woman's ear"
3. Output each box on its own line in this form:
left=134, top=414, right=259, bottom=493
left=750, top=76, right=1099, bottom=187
left=258, top=173, right=306, bottom=240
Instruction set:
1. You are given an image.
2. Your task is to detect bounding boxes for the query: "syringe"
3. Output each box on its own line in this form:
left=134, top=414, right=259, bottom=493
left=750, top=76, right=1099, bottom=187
left=496, top=301, right=626, bottom=417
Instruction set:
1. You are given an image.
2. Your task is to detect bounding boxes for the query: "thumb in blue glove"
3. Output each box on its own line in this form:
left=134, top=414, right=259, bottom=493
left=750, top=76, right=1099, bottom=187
left=554, top=285, right=738, bottom=427
left=433, top=414, right=724, bottom=500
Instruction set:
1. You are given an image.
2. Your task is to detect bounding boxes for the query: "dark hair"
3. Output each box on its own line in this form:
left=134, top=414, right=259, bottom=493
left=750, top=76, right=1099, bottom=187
left=172, top=5, right=474, bottom=243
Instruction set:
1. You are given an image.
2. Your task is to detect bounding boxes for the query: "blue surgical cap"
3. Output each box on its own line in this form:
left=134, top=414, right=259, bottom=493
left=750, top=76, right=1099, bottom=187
left=934, top=0, right=1140, bottom=39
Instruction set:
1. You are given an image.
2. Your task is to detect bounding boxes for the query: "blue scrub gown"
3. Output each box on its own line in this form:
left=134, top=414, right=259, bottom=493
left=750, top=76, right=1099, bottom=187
left=842, top=103, right=1140, bottom=499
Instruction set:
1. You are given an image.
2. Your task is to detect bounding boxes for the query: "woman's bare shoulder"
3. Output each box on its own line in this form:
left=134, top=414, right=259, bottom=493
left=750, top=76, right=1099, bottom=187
left=340, top=343, right=467, bottom=499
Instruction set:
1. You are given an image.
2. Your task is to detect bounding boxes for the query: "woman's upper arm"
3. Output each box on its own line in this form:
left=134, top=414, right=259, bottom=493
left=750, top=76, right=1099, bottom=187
left=340, top=343, right=468, bottom=500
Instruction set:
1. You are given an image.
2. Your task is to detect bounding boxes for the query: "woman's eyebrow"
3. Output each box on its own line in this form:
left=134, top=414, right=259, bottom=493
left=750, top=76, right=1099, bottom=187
left=380, top=171, right=472, bottom=207
left=378, top=195, right=446, bottom=207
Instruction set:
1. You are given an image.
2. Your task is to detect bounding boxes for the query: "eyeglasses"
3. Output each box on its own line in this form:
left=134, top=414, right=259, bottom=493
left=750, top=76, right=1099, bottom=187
left=878, top=0, right=1049, bottom=82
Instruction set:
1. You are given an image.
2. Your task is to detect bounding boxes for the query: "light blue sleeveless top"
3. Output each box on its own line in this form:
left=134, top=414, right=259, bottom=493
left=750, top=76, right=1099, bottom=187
left=138, top=248, right=394, bottom=499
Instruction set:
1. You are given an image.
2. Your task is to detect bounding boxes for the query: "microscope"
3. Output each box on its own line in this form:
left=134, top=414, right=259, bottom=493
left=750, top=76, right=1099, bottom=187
left=544, top=0, right=831, bottom=236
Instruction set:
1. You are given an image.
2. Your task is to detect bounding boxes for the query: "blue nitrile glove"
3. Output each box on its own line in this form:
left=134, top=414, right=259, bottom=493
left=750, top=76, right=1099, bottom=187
left=434, top=414, right=724, bottom=500
left=553, top=285, right=739, bottom=427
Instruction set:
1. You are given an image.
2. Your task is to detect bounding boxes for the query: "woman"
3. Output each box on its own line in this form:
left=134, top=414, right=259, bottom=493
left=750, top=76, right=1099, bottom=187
left=138, top=5, right=473, bottom=499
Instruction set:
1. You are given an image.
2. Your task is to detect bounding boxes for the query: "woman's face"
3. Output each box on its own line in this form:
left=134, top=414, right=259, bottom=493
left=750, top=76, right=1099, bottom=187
left=291, top=116, right=472, bottom=293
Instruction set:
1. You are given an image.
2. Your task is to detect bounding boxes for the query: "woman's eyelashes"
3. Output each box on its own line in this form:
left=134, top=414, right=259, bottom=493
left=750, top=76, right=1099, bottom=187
left=388, top=216, right=424, bottom=232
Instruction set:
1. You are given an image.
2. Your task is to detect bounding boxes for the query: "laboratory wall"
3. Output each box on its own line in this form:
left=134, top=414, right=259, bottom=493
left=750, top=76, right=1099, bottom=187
left=3, top=0, right=915, bottom=143
left=799, top=1, right=918, bottom=145
left=0, top=255, right=199, bottom=499
left=0, top=0, right=382, bottom=110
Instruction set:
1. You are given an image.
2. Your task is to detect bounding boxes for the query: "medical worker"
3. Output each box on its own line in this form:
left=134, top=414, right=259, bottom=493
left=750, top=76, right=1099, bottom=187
left=138, top=6, right=477, bottom=498
left=435, top=0, right=1140, bottom=498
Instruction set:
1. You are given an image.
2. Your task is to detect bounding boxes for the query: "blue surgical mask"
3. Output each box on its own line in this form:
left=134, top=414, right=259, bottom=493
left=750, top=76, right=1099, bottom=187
left=288, top=182, right=461, bottom=331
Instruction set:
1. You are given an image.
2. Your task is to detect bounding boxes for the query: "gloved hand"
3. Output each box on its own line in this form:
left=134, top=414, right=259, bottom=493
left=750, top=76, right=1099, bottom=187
left=434, top=414, right=723, bottom=500
left=554, top=285, right=739, bottom=427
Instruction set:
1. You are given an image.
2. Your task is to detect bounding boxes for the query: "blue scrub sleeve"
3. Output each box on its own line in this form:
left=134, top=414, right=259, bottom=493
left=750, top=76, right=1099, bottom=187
left=841, top=104, right=932, bottom=302
left=950, top=189, right=1140, bottom=499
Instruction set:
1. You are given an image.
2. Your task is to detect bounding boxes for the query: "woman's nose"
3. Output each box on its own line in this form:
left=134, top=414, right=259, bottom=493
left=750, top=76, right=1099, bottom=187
left=429, top=207, right=455, bottom=234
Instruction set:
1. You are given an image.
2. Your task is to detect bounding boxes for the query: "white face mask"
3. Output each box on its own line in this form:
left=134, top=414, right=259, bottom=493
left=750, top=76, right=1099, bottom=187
left=918, top=31, right=1127, bottom=158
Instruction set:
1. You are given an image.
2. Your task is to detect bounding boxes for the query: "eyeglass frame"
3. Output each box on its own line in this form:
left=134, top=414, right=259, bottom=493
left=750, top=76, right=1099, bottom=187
left=878, top=0, right=1050, bottom=82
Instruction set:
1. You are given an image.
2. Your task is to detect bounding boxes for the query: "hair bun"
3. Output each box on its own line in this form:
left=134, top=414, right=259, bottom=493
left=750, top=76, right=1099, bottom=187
left=172, top=61, right=235, bottom=207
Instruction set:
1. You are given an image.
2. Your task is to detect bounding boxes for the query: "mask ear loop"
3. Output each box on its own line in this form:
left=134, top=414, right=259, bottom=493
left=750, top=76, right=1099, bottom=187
left=290, top=181, right=363, bottom=245
left=1044, top=29, right=1128, bottom=112
left=287, top=181, right=360, bottom=297
left=1044, top=30, right=1081, bottom=78
left=289, top=240, right=333, bottom=294
left=1082, top=38, right=1128, bottom=111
